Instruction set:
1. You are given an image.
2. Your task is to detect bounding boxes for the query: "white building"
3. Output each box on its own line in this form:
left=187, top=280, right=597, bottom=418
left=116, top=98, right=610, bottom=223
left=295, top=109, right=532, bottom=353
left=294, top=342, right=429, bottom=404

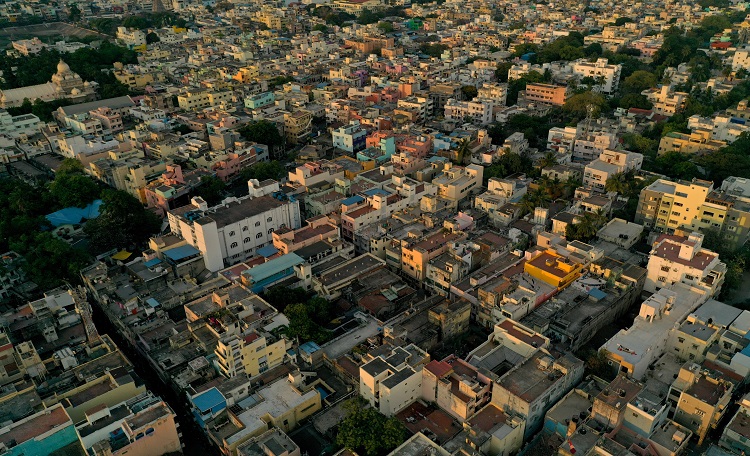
left=168, top=180, right=302, bottom=272
left=331, top=120, right=367, bottom=153
left=359, top=344, right=429, bottom=416
left=602, top=284, right=710, bottom=380
left=687, top=113, right=750, bottom=143
left=0, top=110, right=42, bottom=138
left=583, top=148, right=643, bottom=192
left=116, top=27, right=147, bottom=48
left=571, top=58, right=622, bottom=94
left=444, top=98, right=493, bottom=125
left=644, top=232, right=726, bottom=296
left=732, top=45, right=750, bottom=71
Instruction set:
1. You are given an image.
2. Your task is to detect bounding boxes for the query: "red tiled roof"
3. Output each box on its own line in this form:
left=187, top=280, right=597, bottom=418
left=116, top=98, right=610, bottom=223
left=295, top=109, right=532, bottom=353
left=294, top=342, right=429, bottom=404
left=424, top=360, right=452, bottom=378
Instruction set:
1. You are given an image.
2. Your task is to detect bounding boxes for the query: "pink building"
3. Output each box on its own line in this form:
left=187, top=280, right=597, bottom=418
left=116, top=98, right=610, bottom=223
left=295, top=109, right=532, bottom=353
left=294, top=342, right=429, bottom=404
left=212, top=149, right=257, bottom=182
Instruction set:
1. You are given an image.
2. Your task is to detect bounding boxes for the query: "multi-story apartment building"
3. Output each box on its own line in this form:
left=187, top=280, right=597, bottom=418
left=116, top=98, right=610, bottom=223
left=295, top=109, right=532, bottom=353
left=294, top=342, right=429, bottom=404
left=635, top=176, right=750, bottom=247
left=389, top=229, right=467, bottom=282
left=444, top=98, right=493, bottom=125
left=657, top=130, right=726, bottom=156
left=359, top=344, right=430, bottom=416
left=644, top=232, right=726, bottom=295
left=432, top=163, right=484, bottom=208
left=491, top=349, right=584, bottom=438
left=332, top=121, right=368, bottom=153
left=422, top=355, right=493, bottom=421
left=571, top=58, right=622, bottom=94
left=396, top=96, right=433, bottom=123
left=215, top=331, right=292, bottom=378
left=672, top=363, right=735, bottom=444
left=476, top=82, right=508, bottom=106
left=583, top=148, right=643, bottom=192
left=288, top=161, right=345, bottom=189
left=687, top=112, right=750, bottom=143
left=116, top=27, right=147, bottom=48
left=635, top=178, right=714, bottom=234
left=643, top=86, right=689, bottom=116
left=284, top=110, right=312, bottom=145
left=524, top=83, right=570, bottom=106
left=732, top=44, right=750, bottom=70
left=177, top=89, right=233, bottom=111
left=547, top=126, right=578, bottom=154
left=167, top=180, right=302, bottom=272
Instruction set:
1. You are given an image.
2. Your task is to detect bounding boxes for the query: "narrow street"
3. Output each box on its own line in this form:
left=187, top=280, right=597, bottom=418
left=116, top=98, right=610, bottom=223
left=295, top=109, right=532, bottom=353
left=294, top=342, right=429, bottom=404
left=90, top=298, right=217, bottom=456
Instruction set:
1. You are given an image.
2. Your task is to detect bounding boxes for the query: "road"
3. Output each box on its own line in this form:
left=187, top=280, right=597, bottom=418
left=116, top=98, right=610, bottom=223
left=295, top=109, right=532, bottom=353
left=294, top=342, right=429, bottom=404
left=90, top=297, right=217, bottom=456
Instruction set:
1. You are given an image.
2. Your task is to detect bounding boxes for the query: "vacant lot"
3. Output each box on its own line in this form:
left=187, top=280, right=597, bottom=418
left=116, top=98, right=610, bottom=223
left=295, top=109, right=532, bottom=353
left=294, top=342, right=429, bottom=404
left=0, top=22, right=107, bottom=47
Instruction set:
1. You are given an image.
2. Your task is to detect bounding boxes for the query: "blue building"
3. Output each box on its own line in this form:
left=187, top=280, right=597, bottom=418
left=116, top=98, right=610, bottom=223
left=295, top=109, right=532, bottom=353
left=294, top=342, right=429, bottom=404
left=189, top=387, right=227, bottom=429
left=240, top=253, right=305, bottom=293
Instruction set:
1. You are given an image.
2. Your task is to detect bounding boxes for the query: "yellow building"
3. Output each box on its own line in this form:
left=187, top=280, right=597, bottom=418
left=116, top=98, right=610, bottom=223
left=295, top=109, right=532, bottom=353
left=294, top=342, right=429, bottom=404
left=398, top=230, right=467, bottom=282
left=177, top=89, right=233, bottom=111
left=657, top=130, right=726, bottom=156
left=673, top=365, right=735, bottom=444
left=214, top=332, right=292, bottom=378
left=231, top=66, right=260, bottom=84
left=114, top=69, right=157, bottom=89
left=523, top=250, right=583, bottom=289
left=284, top=110, right=312, bottom=145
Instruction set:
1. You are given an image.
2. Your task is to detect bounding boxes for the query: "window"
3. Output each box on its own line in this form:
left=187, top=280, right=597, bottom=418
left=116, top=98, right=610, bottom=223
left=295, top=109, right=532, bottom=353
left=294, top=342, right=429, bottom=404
left=244, top=237, right=251, bottom=243
left=658, top=276, right=666, bottom=282
left=229, top=231, right=235, bottom=236
left=230, top=242, right=238, bottom=248
left=268, top=228, right=274, bottom=234
left=255, top=221, right=261, bottom=227
left=243, top=226, right=248, bottom=231
left=661, top=266, right=671, bottom=272
left=267, top=217, right=272, bottom=222
left=256, top=233, right=263, bottom=238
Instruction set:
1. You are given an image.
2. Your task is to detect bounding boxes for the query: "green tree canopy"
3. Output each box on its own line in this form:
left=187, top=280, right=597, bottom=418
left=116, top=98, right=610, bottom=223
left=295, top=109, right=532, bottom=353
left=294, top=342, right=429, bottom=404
left=84, top=189, right=161, bottom=253
left=460, top=85, right=478, bottom=100
left=239, top=120, right=284, bottom=151
left=336, top=399, right=407, bottom=456
left=238, top=161, right=285, bottom=182
left=563, top=91, right=607, bottom=119
left=196, top=175, right=226, bottom=206
left=622, top=70, right=658, bottom=93
left=49, top=173, right=101, bottom=208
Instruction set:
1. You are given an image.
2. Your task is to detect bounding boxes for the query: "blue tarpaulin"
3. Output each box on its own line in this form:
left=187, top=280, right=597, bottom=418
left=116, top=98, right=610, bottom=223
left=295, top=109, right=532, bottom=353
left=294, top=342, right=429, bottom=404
left=46, top=200, right=103, bottom=227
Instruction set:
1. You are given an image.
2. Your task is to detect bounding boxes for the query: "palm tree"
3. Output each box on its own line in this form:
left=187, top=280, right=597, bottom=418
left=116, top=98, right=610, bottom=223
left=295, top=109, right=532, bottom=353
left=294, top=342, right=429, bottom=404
left=539, top=151, right=558, bottom=169
left=455, top=138, right=472, bottom=165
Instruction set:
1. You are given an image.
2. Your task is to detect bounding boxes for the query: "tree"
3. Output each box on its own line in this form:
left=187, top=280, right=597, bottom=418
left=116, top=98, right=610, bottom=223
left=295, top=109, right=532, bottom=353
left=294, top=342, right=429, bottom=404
left=284, top=297, right=334, bottom=344
left=622, top=70, right=658, bottom=93
left=619, top=93, right=652, bottom=110
left=460, top=85, right=478, bottom=100
left=49, top=173, right=100, bottom=208
left=539, top=151, right=558, bottom=169
left=84, top=189, right=161, bottom=253
left=262, top=285, right=310, bottom=313
left=312, top=24, right=328, bottom=33
left=377, top=21, right=393, bottom=33
left=9, top=232, right=90, bottom=290
left=196, top=175, right=226, bottom=206
left=495, top=61, right=513, bottom=82
left=239, top=120, right=283, bottom=152
left=146, top=32, right=160, bottom=44
left=68, top=3, right=81, bottom=22
left=565, top=210, right=607, bottom=242
left=563, top=91, right=607, bottom=120
left=57, top=158, right=86, bottom=176
left=583, top=349, right=616, bottom=381
left=238, top=161, right=285, bottom=182
left=336, top=399, right=407, bottom=456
